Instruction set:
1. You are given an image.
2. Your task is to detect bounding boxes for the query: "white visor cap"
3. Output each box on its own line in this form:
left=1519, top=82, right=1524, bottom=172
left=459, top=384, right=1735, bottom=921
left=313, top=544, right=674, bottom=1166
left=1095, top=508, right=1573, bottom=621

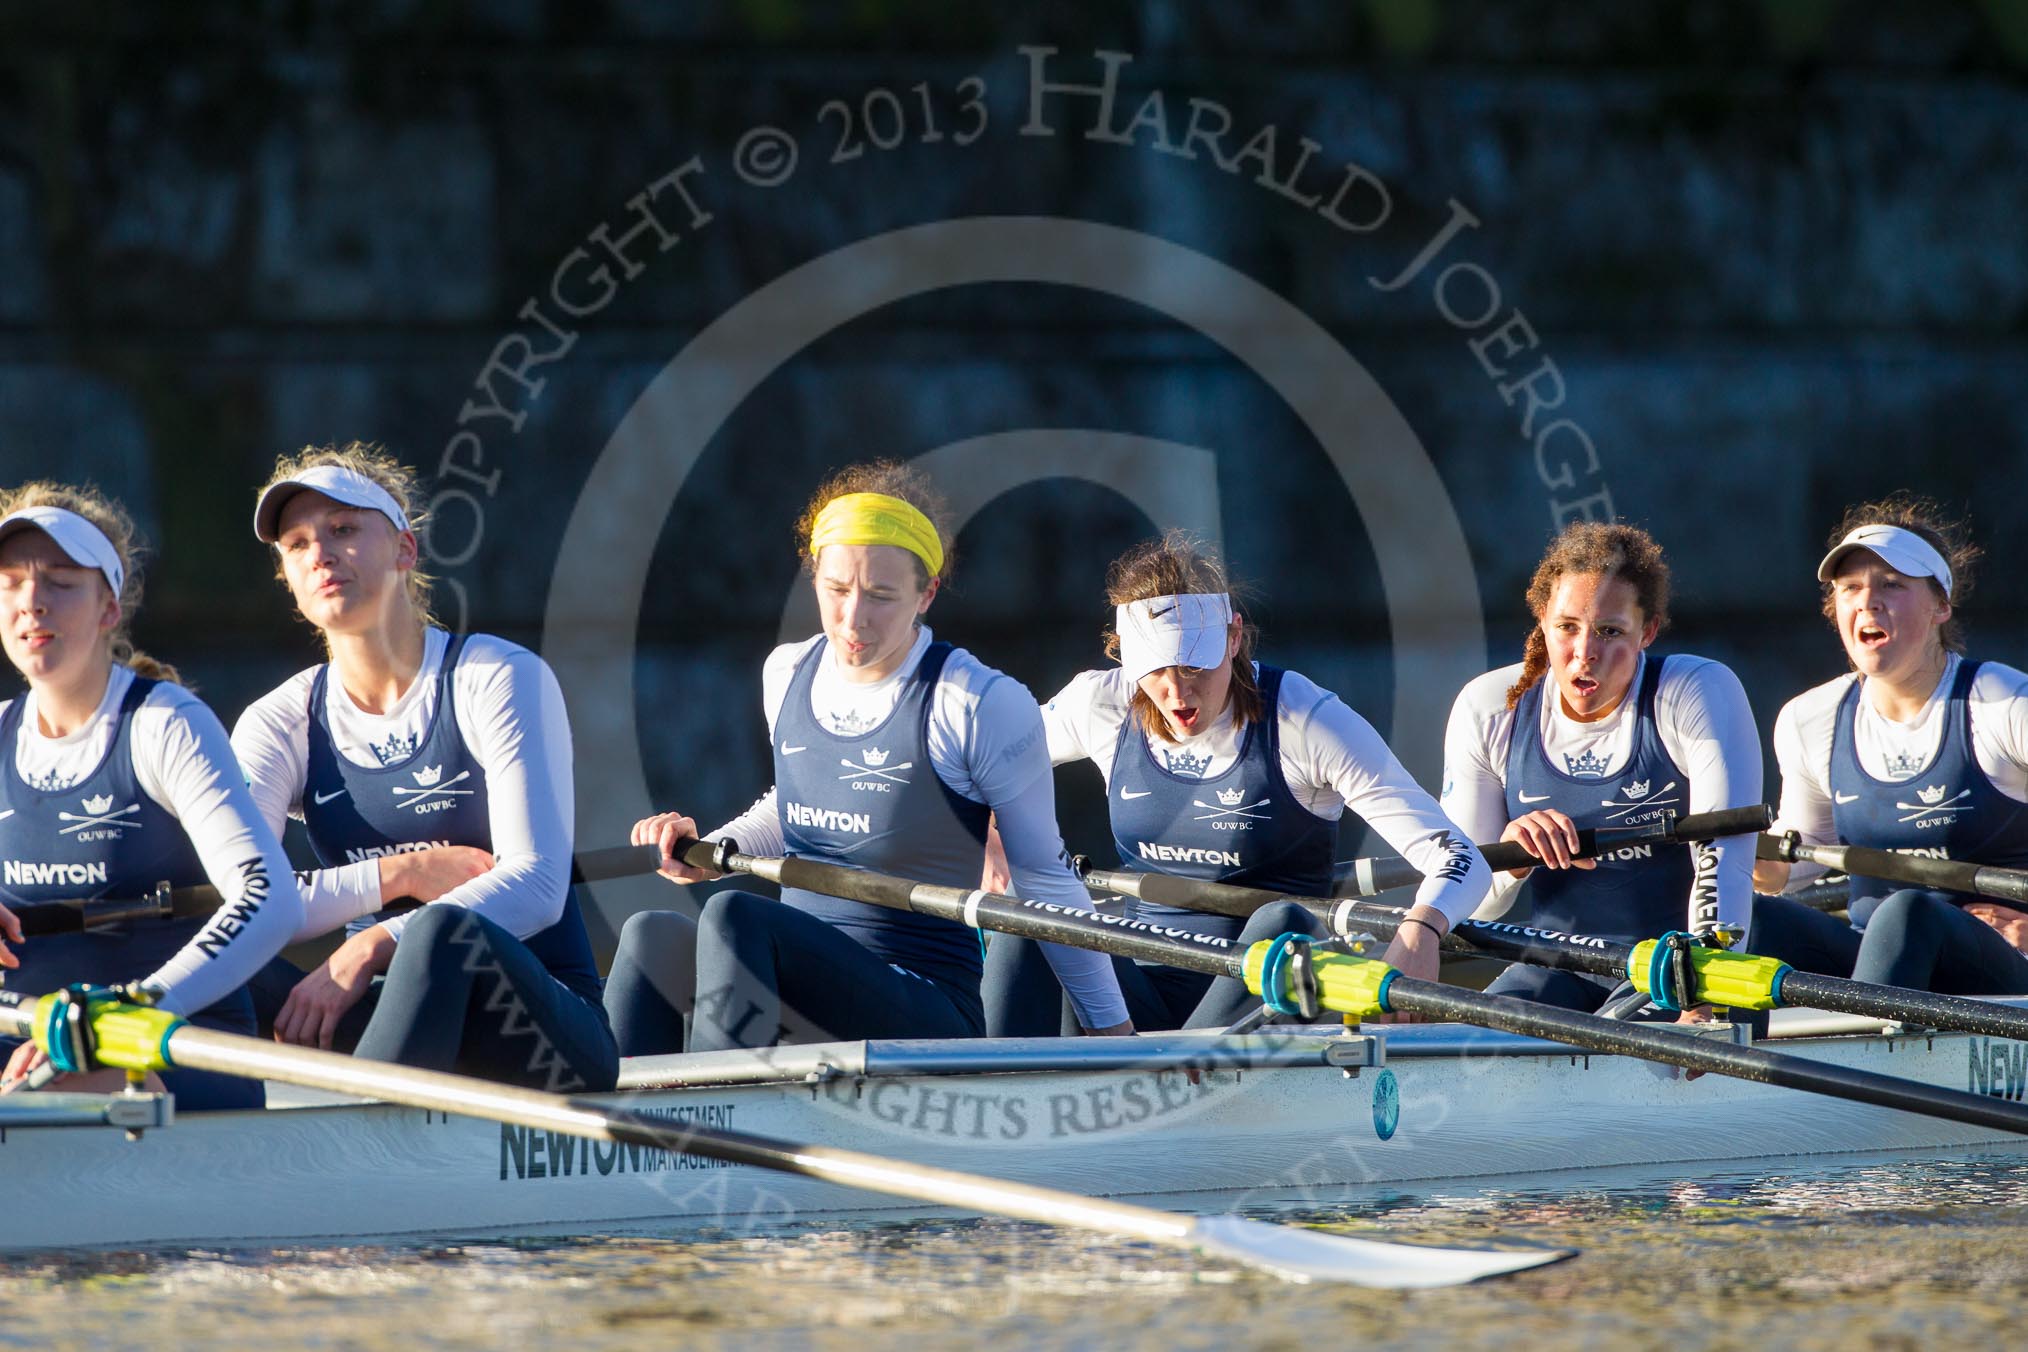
left=1116, top=592, right=1234, bottom=683
left=254, top=464, right=412, bottom=543
left=0, top=505, right=125, bottom=599
left=1816, top=524, right=1953, bottom=600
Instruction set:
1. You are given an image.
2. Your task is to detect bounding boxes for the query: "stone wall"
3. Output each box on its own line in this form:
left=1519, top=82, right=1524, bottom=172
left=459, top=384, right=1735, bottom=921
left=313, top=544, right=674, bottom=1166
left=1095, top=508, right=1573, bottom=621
left=1, top=3, right=2023, bottom=941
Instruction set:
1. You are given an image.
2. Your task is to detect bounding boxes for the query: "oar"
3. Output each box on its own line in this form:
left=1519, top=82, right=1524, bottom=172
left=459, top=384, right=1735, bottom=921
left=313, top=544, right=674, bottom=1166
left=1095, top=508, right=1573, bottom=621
left=1129, top=805, right=1769, bottom=904
left=1327, top=896, right=2028, bottom=1043
left=1081, top=817, right=2028, bottom=1042
left=0, top=990, right=1561, bottom=1287
left=10, top=847, right=673, bottom=937
left=1758, top=832, right=2028, bottom=912
left=647, top=838, right=2028, bottom=1139
left=1075, top=804, right=1766, bottom=925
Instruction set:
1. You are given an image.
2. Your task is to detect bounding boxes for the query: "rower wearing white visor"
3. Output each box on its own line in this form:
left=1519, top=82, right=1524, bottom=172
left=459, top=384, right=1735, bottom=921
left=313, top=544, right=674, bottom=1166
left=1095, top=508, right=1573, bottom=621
left=606, top=460, right=1129, bottom=1054
left=983, top=531, right=1490, bottom=1036
left=0, top=486, right=303, bottom=1109
left=1444, top=521, right=1857, bottom=1023
left=1756, top=499, right=2028, bottom=996
left=231, top=444, right=616, bottom=1092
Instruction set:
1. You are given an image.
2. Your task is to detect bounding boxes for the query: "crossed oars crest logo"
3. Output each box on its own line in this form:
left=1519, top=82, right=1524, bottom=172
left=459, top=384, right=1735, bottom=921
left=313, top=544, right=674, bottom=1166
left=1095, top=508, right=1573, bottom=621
left=58, top=792, right=142, bottom=836
left=1600, top=779, right=1680, bottom=820
left=839, top=747, right=913, bottom=785
left=1897, top=784, right=1972, bottom=825
left=1193, top=784, right=1268, bottom=823
left=392, top=763, right=477, bottom=812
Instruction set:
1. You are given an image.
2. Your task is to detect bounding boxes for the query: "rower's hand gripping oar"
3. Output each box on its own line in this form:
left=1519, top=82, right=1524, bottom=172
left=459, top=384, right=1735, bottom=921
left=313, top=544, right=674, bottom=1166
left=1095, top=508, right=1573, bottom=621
left=659, top=837, right=2028, bottom=1140
left=0, top=986, right=1564, bottom=1288
left=1074, top=806, right=1774, bottom=920
left=1075, top=804, right=2028, bottom=1043
left=1333, top=805, right=1775, bottom=899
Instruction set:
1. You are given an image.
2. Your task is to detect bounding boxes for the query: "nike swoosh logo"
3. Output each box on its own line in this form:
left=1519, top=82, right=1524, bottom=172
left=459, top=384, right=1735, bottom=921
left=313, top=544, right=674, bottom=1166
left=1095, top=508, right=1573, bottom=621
left=1120, top=789, right=1154, bottom=800
left=0, top=809, right=13, bottom=821
left=781, top=744, right=807, bottom=755
left=1517, top=791, right=1552, bottom=804
left=1834, top=792, right=1860, bottom=804
left=1149, top=605, right=1176, bottom=620
left=312, top=788, right=347, bottom=805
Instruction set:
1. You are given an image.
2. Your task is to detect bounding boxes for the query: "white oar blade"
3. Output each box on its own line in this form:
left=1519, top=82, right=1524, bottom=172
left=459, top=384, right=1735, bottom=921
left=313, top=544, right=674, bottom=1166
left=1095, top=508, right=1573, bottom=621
left=1189, top=1215, right=1572, bottom=1288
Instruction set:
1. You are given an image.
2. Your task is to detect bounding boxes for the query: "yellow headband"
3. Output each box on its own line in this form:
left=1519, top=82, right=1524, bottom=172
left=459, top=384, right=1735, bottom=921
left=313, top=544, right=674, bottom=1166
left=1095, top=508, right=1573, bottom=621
left=808, top=492, right=944, bottom=579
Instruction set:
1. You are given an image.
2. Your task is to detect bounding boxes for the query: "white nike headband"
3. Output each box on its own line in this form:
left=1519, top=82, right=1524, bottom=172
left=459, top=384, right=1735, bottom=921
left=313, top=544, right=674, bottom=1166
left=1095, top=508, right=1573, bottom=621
left=253, top=463, right=412, bottom=542
left=1816, top=524, right=1953, bottom=600
left=1116, top=592, right=1234, bottom=683
left=0, top=505, right=125, bottom=599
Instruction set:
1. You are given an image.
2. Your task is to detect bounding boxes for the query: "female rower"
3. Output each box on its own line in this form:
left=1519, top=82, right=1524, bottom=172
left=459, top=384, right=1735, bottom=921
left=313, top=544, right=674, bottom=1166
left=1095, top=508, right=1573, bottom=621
left=607, top=461, right=1130, bottom=1053
left=231, top=444, right=616, bottom=1092
left=1443, top=521, right=1855, bottom=1019
left=0, top=484, right=303, bottom=1108
left=1756, top=497, right=2028, bottom=994
left=982, top=531, right=1491, bottom=1036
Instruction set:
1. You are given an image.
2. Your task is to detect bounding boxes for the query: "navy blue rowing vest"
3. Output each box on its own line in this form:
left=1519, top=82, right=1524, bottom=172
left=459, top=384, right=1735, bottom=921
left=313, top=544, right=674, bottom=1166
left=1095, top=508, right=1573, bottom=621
left=1830, top=658, right=2028, bottom=910
left=0, top=672, right=211, bottom=996
left=774, top=639, right=991, bottom=996
left=302, top=633, right=602, bottom=1003
left=1108, top=666, right=1336, bottom=941
left=1506, top=655, right=1692, bottom=941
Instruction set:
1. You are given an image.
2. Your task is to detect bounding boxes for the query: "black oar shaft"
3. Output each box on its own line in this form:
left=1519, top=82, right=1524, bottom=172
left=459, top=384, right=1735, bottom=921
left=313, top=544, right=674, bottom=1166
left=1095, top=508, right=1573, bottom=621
left=1329, top=896, right=2028, bottom=1044
left=16, top=844, right=670, bottom=938
left=1095, top=805, right=1774, bottom=906
left=1764, top=836, right=2028, bottom=909
left=685, top=841, right=1245, bottom=976
left=1382, top=978, right=2028, bottom=1136
left=674, top=841, right=2028, bottom=1139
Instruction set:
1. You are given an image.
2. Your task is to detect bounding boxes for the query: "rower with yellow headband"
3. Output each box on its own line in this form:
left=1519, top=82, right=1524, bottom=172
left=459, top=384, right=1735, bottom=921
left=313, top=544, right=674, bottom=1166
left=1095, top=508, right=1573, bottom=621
left=605, top=461, right=1130, bottom=1052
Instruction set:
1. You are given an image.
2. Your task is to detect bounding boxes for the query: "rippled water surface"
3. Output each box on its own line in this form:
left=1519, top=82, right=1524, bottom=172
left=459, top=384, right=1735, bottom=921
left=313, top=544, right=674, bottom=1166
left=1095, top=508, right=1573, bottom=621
left=9, top=1151, right=2028, bottom=1350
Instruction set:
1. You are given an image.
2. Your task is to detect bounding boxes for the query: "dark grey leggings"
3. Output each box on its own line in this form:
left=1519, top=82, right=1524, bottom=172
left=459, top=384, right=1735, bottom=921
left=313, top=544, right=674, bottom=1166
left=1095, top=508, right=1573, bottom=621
left=605, top=891, right=983, bottom=1054
left=250, top=906, right=617, bottom=1092
left=1851, top=889, right=2028, bottom=995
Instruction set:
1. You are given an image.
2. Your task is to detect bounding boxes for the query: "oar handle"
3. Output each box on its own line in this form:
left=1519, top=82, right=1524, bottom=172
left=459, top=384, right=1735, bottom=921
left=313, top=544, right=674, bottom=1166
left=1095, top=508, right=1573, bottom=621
left=15, top=842, right=681, bottom=938
left=570, top=843, right=670, bottom=884
left=1468, top=804, right=1772, bottom=877
left=589, top=844, right=2028, bottom=1142
left=1759, top=832, right=2028, bottom=910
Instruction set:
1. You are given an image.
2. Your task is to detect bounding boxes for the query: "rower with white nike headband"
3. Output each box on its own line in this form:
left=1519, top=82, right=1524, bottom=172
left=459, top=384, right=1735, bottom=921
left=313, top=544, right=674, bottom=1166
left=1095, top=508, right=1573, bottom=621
left=606, top=460, right=1129, bottom=1054
left=983, top=531, right=1491, bottom=1036
left=0, top=484, right=303, bottom=1108
left=1444, top=521, right=1856, bottom=1021
left=231, top=443, right=617, bottom=1091
left=1755, top=497, right=2028, bottom=995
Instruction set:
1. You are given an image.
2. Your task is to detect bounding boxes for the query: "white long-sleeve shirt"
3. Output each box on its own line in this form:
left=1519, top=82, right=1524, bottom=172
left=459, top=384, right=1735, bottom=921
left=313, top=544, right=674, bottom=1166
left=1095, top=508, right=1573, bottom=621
left=710, top=627, right=1129, bottom=1030
left=5, top=666, right=304, bottom=1015
left=1041, top=665, right=1492, bottom=926
left=1771, top=653, right=2028, bottom=886
left=232, top=628, right=575, bottom=945
left=1442, top=653, right=1761, bottom=936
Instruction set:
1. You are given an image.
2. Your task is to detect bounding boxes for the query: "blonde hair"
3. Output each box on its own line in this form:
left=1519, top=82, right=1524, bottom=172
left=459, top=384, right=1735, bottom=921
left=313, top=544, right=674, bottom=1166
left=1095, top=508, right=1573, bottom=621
left=794, top=460, right=954, bottom=589
left=259, top=442, right=439, bottom=633
left=1100, top=530, right=1262, bottom=743
left=0, top=481, right=181, bottom=685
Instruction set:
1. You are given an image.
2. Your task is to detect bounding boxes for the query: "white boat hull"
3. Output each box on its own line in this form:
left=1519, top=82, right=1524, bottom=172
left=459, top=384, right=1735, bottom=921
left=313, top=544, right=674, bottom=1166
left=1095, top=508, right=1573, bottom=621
left=6, top=1020, right=2025, bottom=1250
